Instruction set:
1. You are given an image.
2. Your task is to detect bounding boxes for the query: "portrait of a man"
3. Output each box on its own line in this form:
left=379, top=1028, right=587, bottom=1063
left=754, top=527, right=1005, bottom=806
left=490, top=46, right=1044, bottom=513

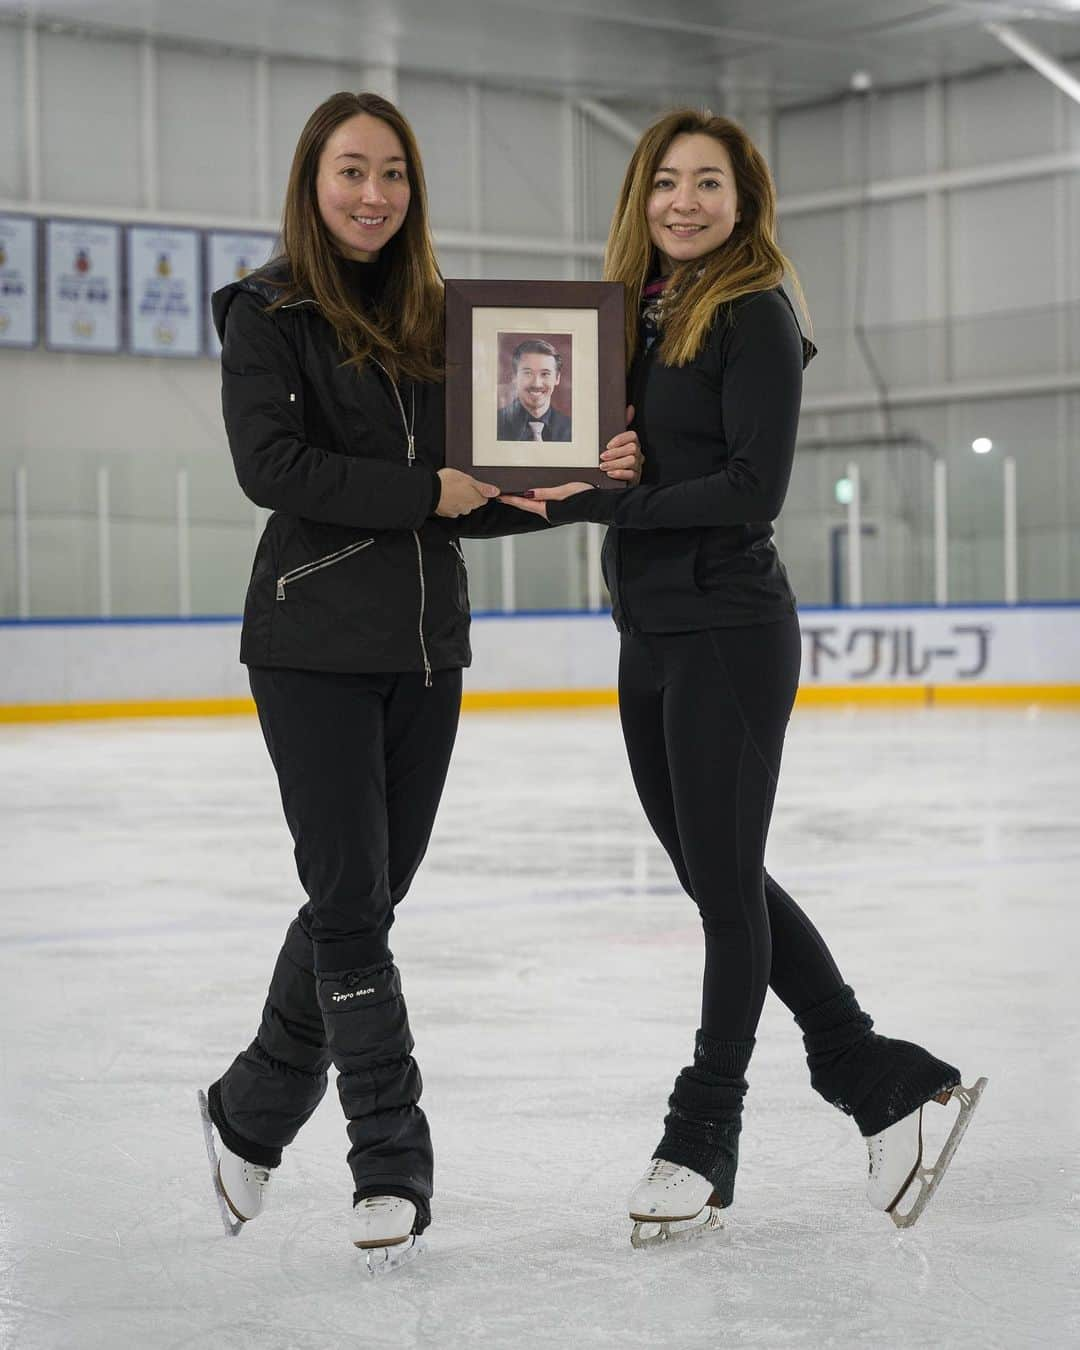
left=495, top=337, right=572, bottom=442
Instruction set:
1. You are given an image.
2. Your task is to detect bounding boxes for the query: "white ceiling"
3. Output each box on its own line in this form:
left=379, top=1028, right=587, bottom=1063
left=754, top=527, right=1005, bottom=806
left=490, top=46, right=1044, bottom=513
left=3, top=0, right=1080, bottom=108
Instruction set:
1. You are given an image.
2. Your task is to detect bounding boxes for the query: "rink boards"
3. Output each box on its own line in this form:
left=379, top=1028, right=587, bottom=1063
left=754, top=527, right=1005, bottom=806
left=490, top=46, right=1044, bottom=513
left=0, top=605, right=1078, bottom=721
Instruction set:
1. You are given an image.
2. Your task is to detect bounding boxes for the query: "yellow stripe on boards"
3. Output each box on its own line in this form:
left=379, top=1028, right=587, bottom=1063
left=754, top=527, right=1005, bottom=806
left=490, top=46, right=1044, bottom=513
left=461, top=689, right=619, bottom=712
left=929, top=683, right=1080, bottom=707
left=0, top=685, right=1078, bottom=724
left=0, top=698, right=257, bottom=724
left=795, top=685, right=927, bottom=708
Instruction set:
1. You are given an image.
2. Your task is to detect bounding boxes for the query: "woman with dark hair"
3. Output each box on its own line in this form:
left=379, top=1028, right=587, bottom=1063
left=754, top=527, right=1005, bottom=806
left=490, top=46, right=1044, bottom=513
left=503, top=109, right=985, bottom=1246
left=198, top=91, right=640, bottom=1266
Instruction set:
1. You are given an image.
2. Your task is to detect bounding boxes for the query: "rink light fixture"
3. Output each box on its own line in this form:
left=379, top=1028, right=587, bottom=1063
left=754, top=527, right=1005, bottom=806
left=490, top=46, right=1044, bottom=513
left=834, top=476, right=854, bottom=505
left=972, top=437, right=993, bottom=455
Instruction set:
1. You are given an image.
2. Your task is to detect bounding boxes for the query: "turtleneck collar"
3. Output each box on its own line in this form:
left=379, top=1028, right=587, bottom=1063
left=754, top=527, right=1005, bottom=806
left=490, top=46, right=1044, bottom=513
left=336, top=250, right=390, bottom=306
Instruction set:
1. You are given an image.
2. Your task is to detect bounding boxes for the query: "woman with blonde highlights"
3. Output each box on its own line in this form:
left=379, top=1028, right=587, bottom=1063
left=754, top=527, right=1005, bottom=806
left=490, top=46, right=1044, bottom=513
left=505, top=109, right=983, bottom=1245
left=198, top=90, right=640, bottom=1266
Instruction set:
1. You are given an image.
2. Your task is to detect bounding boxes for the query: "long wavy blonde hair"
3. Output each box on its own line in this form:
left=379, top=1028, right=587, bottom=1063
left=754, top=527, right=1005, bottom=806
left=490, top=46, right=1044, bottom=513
left=270, top=91, right=444, bottom=382
left=605, top=109, right=810, bottom=368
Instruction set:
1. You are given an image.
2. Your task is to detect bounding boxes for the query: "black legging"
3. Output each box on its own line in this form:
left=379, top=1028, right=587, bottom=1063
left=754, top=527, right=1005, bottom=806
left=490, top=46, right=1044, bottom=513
left=618, top=617, right=845, bottom=1041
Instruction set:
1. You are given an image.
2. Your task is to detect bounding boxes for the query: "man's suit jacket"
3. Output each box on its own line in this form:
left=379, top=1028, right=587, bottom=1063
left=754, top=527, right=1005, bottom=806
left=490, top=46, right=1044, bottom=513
left=496, top=398, right=572, bottom=442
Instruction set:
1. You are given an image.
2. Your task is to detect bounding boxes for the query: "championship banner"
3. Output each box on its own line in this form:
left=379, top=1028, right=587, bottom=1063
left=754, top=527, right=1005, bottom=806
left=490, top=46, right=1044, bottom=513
left=45, top=219, right=122, bottom=353
left=126, top=226, right=203, bottom=357
left=205, top=231, right=276, bottom=356
left=0, top=214, right=37, bottom=349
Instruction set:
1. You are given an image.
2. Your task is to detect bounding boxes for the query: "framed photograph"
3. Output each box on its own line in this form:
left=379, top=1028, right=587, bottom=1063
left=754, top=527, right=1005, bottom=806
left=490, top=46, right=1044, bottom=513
left=445, top=279, right=626, bottom=492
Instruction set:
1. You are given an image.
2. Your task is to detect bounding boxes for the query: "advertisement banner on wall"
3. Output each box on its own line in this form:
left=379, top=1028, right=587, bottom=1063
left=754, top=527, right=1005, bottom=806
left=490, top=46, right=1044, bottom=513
left=205, top=231, right=277, bottom=356
left=45, top=219, right=122, bottom=353
left=0, top=214, right=37, bottom=349
left=798, top=607, right=1080, bottom=685
left=127, top=226, right=203, bottom=356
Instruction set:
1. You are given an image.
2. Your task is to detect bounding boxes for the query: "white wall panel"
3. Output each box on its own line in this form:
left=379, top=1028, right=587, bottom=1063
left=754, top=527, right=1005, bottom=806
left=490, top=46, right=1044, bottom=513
left=267, top=60, right=355, bottom=222
left=860, top=198, right=927, bottom=326
left=477, top=89, right=565, bottom=238
left=947, top=66, right=1057, bottom=170
left=398, top=76, right=473, bottom=232
left=39, top=33, right=140, bottom=206
left=436, top=249, right=473, bottom=278
left=868, top=86, right=926, bottom=181
left=948, top=177, right=1059, bottom=316
left=479, top=252, right=571, bottom=280
left=158, top=50, right=256, bottom=216
left=778, top=209, right=846, bottom=332
left=1067, top=172, right=1080, bottom=305
left=775, top=103, right=848, bottom=196
left=0, top=26, right=24, bottom=198
left=581, top=118, right=628, bottom=244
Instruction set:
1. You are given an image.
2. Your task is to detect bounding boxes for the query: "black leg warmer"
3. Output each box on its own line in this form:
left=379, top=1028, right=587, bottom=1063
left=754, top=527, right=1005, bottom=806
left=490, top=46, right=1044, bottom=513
left=316, top=960, right=433, bottom=1234
left=653, top=1033, right=754, bottom=1208
left=795, top=985, right=960, bottom=1137
left=209, top=918, right=333, bottom=1170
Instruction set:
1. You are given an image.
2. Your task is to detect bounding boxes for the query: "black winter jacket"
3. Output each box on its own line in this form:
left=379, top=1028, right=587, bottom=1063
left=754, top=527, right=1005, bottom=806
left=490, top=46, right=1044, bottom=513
left=213, top=260, right=545, bottom=675
left=548, top=286, right=813, bottom=633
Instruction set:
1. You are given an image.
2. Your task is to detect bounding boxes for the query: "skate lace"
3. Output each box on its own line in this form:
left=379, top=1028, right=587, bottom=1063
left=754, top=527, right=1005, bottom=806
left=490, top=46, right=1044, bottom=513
left=358, top=1195, right=399, bottom=1211
left=243, top=1161, right=271, bottom=1188
left=644, top=1158, right=683, bottom=1183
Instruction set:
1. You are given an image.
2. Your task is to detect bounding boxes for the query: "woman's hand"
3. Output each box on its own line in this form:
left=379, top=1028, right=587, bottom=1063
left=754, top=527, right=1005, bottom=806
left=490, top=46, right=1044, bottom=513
left=436, top=468, right=501, bottom=517
left=499, top=482, right=592, bottom=521
left=600, top=404, right=642, bottom=483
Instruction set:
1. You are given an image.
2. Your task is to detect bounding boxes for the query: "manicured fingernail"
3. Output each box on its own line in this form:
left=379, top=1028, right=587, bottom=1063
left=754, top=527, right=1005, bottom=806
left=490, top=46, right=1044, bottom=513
left=521, top=490, right=535, bottom=499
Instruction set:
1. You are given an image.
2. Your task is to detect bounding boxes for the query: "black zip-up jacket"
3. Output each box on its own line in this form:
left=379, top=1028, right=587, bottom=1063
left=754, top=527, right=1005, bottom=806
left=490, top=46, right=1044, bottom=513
left=213, top=259, right=545, bottom=675
left=547, top=286, right=813, bottom=632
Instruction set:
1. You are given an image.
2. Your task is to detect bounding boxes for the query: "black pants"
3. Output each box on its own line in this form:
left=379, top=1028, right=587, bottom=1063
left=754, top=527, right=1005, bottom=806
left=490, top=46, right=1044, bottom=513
left=209, top=665, right=461, bottom=1230
left=618, top=619, right=845, bottom=1041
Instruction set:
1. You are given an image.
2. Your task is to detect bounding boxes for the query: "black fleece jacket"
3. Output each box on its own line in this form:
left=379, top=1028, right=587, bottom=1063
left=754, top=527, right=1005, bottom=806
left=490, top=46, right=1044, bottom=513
left=548, top=286, right=812, bottom=632
left=213, top=259, right=545, bottom=675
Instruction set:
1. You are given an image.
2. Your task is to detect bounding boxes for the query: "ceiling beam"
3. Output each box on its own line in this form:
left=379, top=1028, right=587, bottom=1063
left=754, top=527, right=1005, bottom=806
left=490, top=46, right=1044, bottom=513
left=984, top=21, right=1080, bottom=107
left=576, top=99, right=641, bottom=148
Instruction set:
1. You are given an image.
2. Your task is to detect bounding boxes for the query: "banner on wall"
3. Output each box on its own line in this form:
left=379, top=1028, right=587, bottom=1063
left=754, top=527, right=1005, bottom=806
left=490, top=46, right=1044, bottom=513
left=127, top=226, right=203, bottom=356
left=0, top=215, right=37, bottom=349
left=45, top=219, right=122, bottom=353
left=798, top=607, right=1080, bottom=685
left=205, top=231, right=277, bottom=355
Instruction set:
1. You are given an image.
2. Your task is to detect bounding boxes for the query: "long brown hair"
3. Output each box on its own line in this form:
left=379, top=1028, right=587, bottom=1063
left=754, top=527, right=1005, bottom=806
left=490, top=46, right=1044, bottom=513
left=605, top=109, right=809, bottom=368
left=270, top=91, right=444, bottom=382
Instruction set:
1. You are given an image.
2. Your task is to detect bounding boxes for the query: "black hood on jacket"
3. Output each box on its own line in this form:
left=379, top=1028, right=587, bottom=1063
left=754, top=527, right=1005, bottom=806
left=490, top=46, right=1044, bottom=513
left=212, top=257, right=295, bottom=344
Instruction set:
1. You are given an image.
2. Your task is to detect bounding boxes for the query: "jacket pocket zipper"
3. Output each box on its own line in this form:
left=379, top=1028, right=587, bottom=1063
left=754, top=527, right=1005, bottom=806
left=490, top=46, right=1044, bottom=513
left=276, top=539, right=373, bottom=600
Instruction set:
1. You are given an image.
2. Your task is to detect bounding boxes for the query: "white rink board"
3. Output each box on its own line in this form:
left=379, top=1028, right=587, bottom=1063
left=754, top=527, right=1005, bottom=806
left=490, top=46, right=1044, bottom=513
left=0, top=606, right=1077, bottom=707
left=797, top=606, right=1080, bottom=686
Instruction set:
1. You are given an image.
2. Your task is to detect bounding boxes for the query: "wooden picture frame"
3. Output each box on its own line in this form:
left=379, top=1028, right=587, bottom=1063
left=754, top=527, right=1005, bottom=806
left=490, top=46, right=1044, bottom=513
left=444, top=279, right=626, bottom=493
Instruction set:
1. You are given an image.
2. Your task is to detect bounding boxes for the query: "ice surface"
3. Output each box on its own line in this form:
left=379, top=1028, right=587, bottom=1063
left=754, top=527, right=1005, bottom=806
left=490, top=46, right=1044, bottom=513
left=1, top=706, right=1077, bottom=1349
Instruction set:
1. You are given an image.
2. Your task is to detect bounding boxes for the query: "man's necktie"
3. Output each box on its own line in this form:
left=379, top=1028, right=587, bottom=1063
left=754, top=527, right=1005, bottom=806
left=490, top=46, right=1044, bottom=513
left=528, top=421, right=545, bottom=442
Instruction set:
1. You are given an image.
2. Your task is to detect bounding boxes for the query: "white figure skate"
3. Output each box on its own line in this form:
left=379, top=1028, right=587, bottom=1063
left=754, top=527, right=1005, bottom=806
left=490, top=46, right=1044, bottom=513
left=353, top=1195, right=425, bottom=1274
left=197, top=1089, right=271, bottom=1235
left=628, top=1158, right=725, bottom=1250
left=866, top=1077, right=988, bottom=1228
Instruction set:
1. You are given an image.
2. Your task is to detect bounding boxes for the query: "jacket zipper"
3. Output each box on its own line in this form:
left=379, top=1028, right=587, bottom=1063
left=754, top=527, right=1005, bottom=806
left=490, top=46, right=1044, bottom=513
left=273, top=301, right=432, bottom=684
left=276, top=539, right=373, bottom=600
left=370, top=359, right=431, bottom=687
left=449, top=539, right=466, bottom=567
